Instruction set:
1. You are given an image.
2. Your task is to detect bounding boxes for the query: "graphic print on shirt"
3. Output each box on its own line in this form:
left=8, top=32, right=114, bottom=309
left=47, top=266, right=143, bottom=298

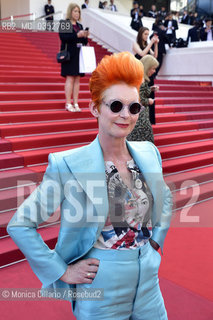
left=95, top=160, right=153, bottom=250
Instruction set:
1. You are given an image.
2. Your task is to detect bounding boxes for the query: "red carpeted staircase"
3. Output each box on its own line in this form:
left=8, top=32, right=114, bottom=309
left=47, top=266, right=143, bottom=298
left=0, top=31, right=213, bottom=319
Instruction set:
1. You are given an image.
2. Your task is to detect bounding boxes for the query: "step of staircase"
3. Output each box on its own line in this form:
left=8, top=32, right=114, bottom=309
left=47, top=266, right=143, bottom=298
left=157, top=84, right=213, bottom=92
left=155, top=79, right=212, bottom=86
left=0, top=153, right=24, bottom=170
left=156, top=112, right=213, bottom=123
left=163, top=152, right=213, bottom=174
left=156, top=104, right=213, bottom=113
left=0, top=83, right=89, bottom=92
left=0, top=139, right=12, bottom=152
left=0, top=109, right=93, bottom=124
left=156, top=97, right=213, bottom=105
left=153, top=120, right=213, bottom=134
left=0, top=90, right=91, bottom=101
left=0, top=225, right=59, bottom=266
left=159, top=140, right=213, bottom=159
left=9, top=130, right=98, bottom=151
left=156, top=91, right=213, bottom=98
left=0, top=119, right=98, bottom=138
left=155, top=130, right=213, bottom=146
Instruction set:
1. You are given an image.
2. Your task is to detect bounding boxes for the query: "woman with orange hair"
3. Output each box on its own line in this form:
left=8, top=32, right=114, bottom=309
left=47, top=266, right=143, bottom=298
left=7, top=52, right=172, bottom=320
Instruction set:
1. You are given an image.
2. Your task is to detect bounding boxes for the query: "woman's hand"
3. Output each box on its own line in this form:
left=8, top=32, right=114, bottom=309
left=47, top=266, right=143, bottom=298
left=150, top=37, right=156, bottom=45
left=84, top=30, right=89, bottom=38
left=77, top=30, right=87, bottom=38
left=149, top=239, right=160, bottom=251
left=60, top=258, right=100, bottom=284
left=151, top=85, right=159, bottom=92
left=148, top=98, right=154, bottom=105
left=153, top=36, right=159, bottom=44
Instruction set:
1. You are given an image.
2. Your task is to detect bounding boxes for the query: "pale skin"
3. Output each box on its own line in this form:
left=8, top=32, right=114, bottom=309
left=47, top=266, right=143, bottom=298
left=60, top=83, right=159, bottom=285
left=205, top=20, right=212, bottom=32
left=65, top=7, right=89, bottom=105
left=133, top=30, right=159, bottom=58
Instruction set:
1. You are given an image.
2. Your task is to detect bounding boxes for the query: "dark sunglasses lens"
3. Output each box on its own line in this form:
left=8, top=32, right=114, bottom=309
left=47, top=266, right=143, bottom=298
left=110, top=100, right=123, bottom=113
left=129, top=103, right=141, bottom=114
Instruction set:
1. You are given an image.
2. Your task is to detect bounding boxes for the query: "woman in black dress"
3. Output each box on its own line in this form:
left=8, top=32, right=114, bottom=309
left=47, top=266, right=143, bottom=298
left=59, top=4, right=88, bottom=112
left=127, top=55, right=159, bottom=143
left=133, top=27, right=158, bottom=60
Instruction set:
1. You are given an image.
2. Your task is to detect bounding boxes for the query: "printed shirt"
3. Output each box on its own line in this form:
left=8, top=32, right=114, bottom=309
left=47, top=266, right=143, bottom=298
left=94, top=159, right=153, bottom=250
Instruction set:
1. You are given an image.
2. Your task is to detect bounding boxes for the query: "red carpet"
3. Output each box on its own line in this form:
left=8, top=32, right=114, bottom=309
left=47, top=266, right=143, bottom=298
left=0, top=31, right=213, bottom=319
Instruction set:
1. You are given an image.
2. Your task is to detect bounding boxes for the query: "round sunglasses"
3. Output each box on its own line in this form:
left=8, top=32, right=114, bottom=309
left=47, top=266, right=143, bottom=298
left=103, top=100, right=143, bottom=115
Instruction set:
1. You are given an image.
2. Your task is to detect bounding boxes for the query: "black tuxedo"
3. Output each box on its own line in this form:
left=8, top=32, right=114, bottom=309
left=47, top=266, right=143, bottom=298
left=44, top=4, right=54, bottom=20
left=81, top=4, right=87, bottom=9
left=181, top=14, right=189, bottom=24
left=164, top=19, right=178, bottom=44
left=130, top=9, right=143, bottom=31
left=187, top=26, right=200, bottom=42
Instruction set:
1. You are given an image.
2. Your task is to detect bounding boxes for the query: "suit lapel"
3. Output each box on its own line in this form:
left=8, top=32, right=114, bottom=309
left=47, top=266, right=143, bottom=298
left=63, top=136, right=109, bottom=227
left=126, top=141, right=162, bottom=202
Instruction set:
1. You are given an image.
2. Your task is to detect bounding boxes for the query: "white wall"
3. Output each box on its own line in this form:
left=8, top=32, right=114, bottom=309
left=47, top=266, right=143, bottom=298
left=1, top=0, right=29, bottom=18
left=1, top=0, right=132, bottom=20
left=158, top=44, right=213, bottom=82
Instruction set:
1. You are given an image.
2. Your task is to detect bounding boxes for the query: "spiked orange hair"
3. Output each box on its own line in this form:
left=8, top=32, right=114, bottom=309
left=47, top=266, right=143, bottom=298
left=89, top=52, right=144, bottom=110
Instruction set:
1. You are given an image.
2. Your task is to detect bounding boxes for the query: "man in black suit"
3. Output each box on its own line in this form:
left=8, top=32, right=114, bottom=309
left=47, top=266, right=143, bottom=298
left=200, top=18, right=213, bottom=41
left=82, top=0, right=89, bottom=9
left=148, top=5, right=157, bottom=18
left=181, top=10, right=189, bottom=24
left=130, top=1, right=143, bottom=31
left=109, top=0, right=117, bottom=12
left=187, top=21, right=201, bottom=43
left=151, top=22, right=170, bottom=74
left=158, top=6, right=167, bottom=22
left=44, top=0, right=54, bottom=31
left=164, top=12, right=178, bottom=46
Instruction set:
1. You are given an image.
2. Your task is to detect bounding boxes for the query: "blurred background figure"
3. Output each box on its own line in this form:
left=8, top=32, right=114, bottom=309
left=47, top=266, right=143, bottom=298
left=158, top=6, right=167, bottom=22
left=81, top=0, right=89, bottom=9
left=164, top=12, right=178, bottom=46
left=127, top=55, right=159, bottom=144
left=130, top=1, right=143, bottom=32
left=200, top=18, right=213, bottom=41
left=44, top=0, right=54, bottom=31
left=59, top=4, right=89, bottom=112
left=173, top=11, right=179, bottom=22
left=187, top=21, right=201, bottom=43
left=109, top=0, right=117, bottom=12
left=99, top=1, right=108, bottom=9
left=181, top=10, right=189, bottom=24
left=151, top=20, right=170, bottom=74
left=148, top=5, right=157, bottom=19
left=188, top=12, right=195, bottom=25
left=139, top=5, right=144, bottom=18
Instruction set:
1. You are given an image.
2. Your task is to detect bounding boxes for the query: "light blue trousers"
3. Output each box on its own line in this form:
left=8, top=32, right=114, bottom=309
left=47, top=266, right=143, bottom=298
left=74, top=241, right=167, bottom=320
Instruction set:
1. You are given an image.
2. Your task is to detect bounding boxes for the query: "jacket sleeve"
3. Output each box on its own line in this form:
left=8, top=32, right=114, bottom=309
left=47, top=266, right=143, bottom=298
left=150, top=144, right=173, bottom=252
left=7, top=153, right=68, bottom=287
left=139, top=82, right=151, bottom=107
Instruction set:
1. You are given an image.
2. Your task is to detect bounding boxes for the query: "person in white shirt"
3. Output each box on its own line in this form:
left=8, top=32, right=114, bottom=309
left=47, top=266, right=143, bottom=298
left=109, top=0, right=117, bottom=12
left=81, top=0, right=89, bottom=9
left=200, top=18, right=213, bottom=41
left=164, top=12, right=178, bottom=46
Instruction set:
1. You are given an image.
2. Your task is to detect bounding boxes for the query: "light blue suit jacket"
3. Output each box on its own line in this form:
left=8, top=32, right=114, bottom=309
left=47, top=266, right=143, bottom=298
left=7, top=136, right=173, bottom=294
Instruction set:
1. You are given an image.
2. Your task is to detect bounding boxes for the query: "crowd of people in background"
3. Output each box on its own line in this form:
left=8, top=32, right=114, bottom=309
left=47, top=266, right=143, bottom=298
left=99, top=0, right=118, bottom=11
left=130, top=1, right=213, bottom=44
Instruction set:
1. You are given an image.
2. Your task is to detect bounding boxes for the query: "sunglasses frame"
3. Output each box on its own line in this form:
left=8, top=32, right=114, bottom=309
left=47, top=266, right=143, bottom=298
left=102, top=99, right=143, bottom=115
